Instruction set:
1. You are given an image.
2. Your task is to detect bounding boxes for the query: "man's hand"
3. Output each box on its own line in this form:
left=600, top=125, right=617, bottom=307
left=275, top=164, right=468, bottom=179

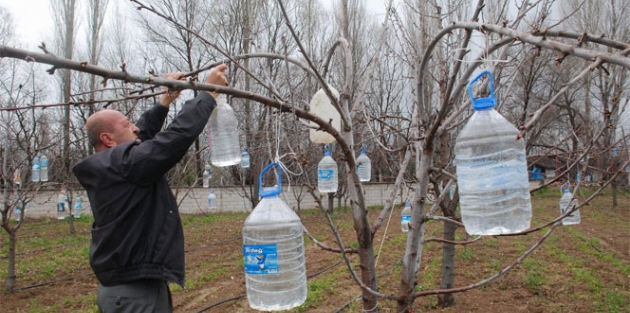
left=160, top=72, right=185, bottom=108
left=205, top=64, right=229, bottom=99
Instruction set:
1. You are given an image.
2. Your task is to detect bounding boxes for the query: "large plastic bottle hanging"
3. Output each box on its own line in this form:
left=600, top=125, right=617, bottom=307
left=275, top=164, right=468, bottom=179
left=242, top=162, right=307, bottom=311
left=13, top=168, right=21, bottom=188
left=241, top=148, right=251, bottom=169
left=14, top=193, right=23, bottom=222
left=401, top=201, right=411, bottom=232
left=40, top=153, right=49, bottom=182
left=73, top=193, right=82, bottom=218
left=209, top=94, right=241, bottom=167
left=357, top=144, right=371, bottom=182
left=559, top=182, right=580, bottom=225
left=454, top=71, right=532, bottom=235
left=31, top=154, right=40, bottom=182
left=308, top=86, right=341, bottom=144
left=317, top=144, right=338, bottom=193
left=57, top=189, right=68, bottom=220
left=207, top=189, right=217, bottom=209
left=203, top=164, right=212, bottom=188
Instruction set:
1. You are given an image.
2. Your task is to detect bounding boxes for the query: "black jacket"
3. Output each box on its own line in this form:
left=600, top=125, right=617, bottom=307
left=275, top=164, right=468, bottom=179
left=73, top=92, right=216, bottom=287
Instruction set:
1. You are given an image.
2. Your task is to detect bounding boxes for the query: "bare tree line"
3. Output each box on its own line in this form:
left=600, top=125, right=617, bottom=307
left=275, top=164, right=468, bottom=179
left=1, top=0, right=629, bottom=311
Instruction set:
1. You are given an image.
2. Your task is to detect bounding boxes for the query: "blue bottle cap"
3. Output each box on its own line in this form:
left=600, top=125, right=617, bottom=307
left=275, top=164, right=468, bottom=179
left=324, top=144, right=331, bottom=156
left=468, top=70, right=496, bottom=111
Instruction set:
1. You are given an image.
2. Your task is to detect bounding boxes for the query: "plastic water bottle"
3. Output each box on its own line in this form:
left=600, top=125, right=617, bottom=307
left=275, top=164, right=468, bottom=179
left=242, top=162, right=306, bottom=311
left=31, top=154, right=40, bottom=182
left=207, top=189, right=217, bottom=209
left=317, top=144, right=338, bottom=193
left=57, top=190, right=68, bottom=220
left=209, top=94, right=241, bottom=167
left=203, top=164, right=212, bottom=188
left=401, top=201, right=411, bottom=232
left=14, top=206, right=21, bottom=222
left=357, top=145, right=371, bottom=182
left=559, top=182, right=580, bottom=225
left=13, top=168, right=21, bottom=187
left=241, top=148, right=251, bottom=169
left=454, top=71, right=532, bottom=235
left=40, top=153, right=49, bottom=182
left=73, top=194, right=82, bottom=218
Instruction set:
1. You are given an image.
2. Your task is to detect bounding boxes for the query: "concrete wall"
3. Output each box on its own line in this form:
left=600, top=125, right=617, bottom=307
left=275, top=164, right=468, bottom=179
left=17, top=183, right=410, bottom=219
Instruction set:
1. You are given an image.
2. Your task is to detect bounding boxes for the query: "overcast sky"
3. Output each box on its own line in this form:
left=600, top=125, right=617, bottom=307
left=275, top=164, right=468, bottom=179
left=0, top=0, right=390, bottom=51
left=1, top=0, right=53, bottom=49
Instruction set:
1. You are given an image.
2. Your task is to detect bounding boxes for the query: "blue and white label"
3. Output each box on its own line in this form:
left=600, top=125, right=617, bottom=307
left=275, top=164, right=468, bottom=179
left=57, top=203, right=65, bottom=212
left=318, top=169, right=334, bottom=180
left=243, top=244, right=279, bottom=274
left=401, top=215, right=411, bottom=223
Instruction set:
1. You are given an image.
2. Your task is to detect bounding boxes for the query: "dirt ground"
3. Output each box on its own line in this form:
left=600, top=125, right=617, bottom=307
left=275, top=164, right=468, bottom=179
left=1, top=190, right=628, bottom=312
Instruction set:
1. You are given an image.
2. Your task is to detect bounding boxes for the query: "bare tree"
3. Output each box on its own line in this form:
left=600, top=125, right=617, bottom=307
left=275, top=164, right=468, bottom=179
left=1, top=0, right=630, bottom=311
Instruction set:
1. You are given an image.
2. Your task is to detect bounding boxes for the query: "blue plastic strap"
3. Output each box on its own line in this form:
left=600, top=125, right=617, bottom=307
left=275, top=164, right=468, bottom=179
left=259, top=162, right=283, bottom=197
left=467, top=70, right=496, bottom=110
left=324, top=144, right=331, bottom=156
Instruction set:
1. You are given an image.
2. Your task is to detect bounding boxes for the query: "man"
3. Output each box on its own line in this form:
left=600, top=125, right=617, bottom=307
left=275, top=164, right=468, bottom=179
left=73, top=64, right=228, bottom=313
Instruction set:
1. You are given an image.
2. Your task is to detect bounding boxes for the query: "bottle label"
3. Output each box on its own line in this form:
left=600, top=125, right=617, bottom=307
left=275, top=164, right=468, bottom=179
left=318, top=169, right=334, bottom=180
left=243, top=244, right=279, bottom=274
left=401, top=215, right=411, bottom=223
left=57, top=203, right=65, bottom=212
left=32, top=164, right=40, bottom=170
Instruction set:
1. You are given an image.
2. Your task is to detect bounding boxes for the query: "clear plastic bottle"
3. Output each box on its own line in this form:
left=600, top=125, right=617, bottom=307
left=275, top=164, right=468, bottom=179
left=203, top=164, right=212, bottom=188
left=317, top=144, right=338, bottom=193
left=13, top=168, right=21, bottom=188
left=242, top=163, right=306, bottom=311
left=357, top=145, right=371, bottom=182
left=73, top=194, right=82, bottom=218
left=559, top=182, right=580, bottom=225
left=57, top=190, right=68, bottom=220
left=14, top=205, right=22, bottom=222
left=31, top=154, right=40, bottom=182
left=454, top=71, right=532, bottom=235
left=241, top=148, right=251, bottom=169
left=207, top=189, right=217, bottom=209
left=209, top=94, right=241, bottom=167
left=401, top=201, right=411, bottom=232
left=40, top=153, right=49, bottom=182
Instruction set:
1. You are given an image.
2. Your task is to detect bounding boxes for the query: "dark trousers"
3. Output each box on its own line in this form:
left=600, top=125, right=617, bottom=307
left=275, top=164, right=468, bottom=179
left=97, top=279, right=173, bottom=313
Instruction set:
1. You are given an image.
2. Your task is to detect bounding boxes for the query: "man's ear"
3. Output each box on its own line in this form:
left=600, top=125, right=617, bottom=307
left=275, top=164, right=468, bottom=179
left=99, top=133, right=115, bottom=148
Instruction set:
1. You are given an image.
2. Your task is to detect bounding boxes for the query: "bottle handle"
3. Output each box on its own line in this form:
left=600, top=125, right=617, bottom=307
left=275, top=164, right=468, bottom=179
left=324, top=144, right=331, bottom=156
left=259, top=162, right=282, bottom=197
left=467, top=70, right=496, bottom=109
left=561, top=181, right=571, bottom=193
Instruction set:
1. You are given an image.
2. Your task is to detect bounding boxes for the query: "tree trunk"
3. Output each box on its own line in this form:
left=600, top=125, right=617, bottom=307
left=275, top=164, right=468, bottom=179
left=327, top=193, right=334, bottom=214
left=5, top=229, right=16, bottom=292
left=437, top=220, right=456, bottom=307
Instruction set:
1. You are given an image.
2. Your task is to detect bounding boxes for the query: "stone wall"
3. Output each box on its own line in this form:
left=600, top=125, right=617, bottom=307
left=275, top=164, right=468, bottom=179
left=18, top=183, right=410, bottom=218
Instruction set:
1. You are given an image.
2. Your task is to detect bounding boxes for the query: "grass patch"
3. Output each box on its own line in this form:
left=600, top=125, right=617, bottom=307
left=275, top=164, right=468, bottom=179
left=523, top=257, right=544, bottom=290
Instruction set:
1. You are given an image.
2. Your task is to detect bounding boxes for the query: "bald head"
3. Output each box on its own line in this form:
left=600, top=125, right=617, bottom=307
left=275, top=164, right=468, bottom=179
left=87, top=110, right=140, bottom=152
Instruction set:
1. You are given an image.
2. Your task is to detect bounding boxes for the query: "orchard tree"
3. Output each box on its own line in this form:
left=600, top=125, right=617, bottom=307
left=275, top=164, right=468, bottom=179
left=1, top=0, right=630, bottom=311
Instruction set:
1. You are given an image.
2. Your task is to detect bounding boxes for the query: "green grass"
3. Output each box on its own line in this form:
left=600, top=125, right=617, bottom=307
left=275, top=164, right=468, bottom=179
left=523, top=257, right=544, bottom=289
